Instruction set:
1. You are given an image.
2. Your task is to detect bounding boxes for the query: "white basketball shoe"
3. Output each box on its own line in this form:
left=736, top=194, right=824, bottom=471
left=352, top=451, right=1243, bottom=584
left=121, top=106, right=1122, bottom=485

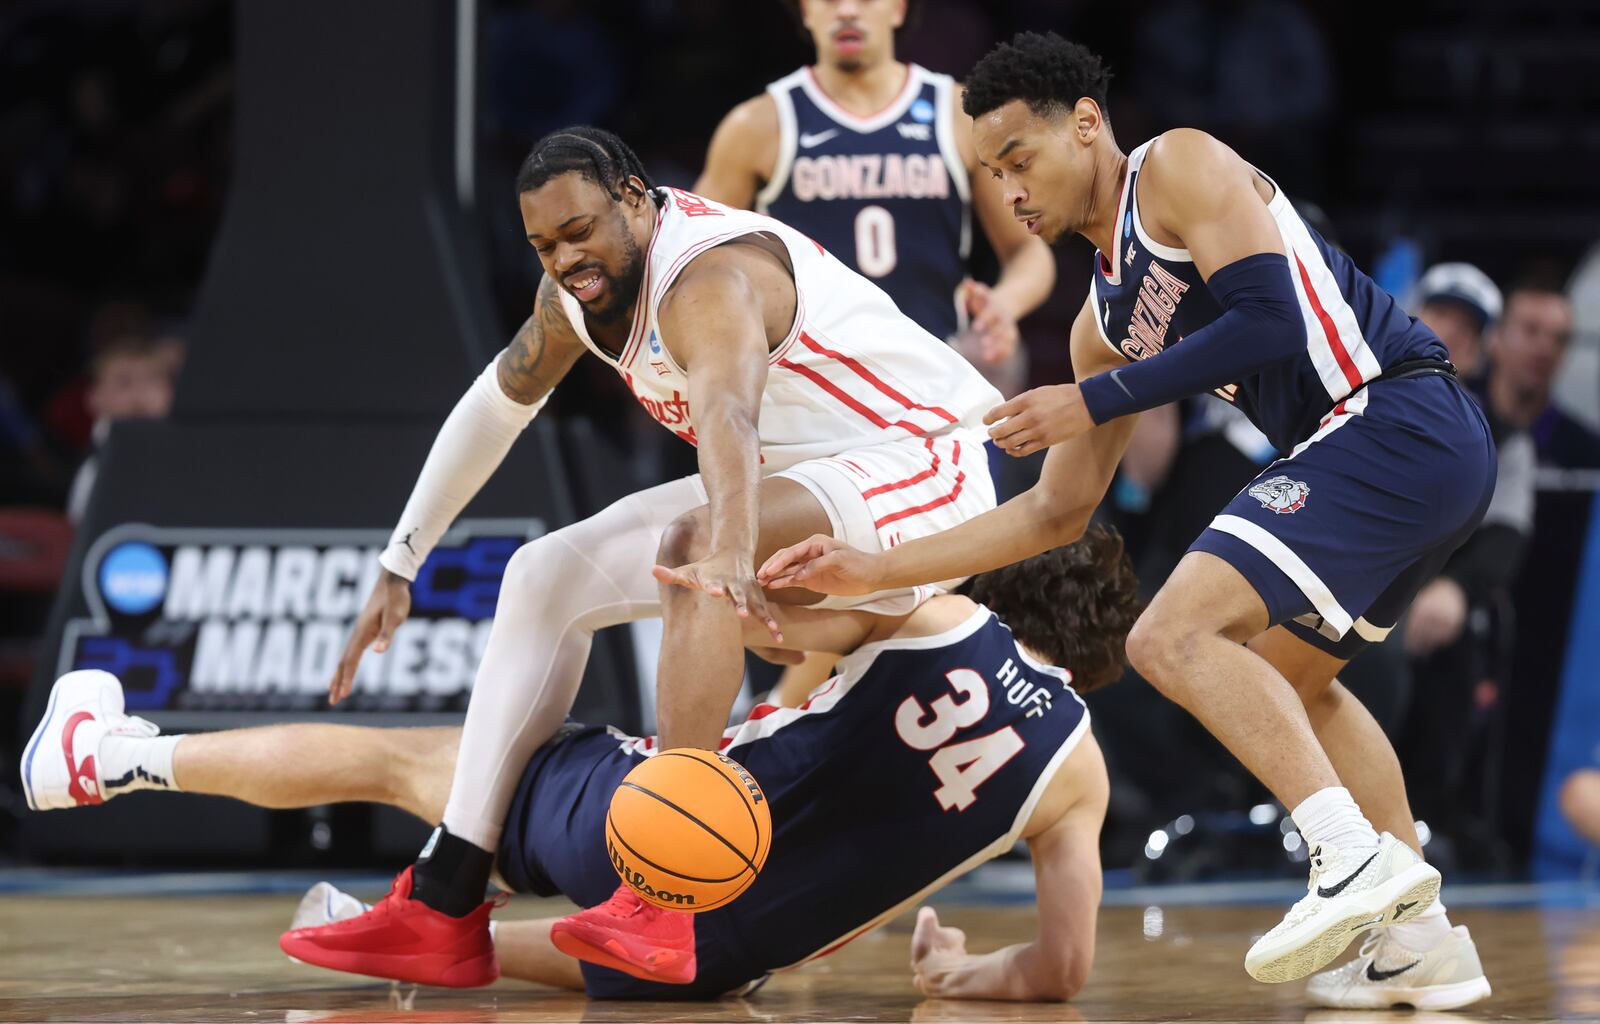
left=290, top=882, right=372, bottom=930
left=1306, top=926, right=1491, bottom=1010
left=1246, top=832, right=1442, bottom=983
left=20, top=670, right=159, bottom=810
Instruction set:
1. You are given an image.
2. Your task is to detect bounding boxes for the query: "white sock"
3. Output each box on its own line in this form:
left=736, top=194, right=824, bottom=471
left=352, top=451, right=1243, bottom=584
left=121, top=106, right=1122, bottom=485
left=97, top=733, right=183, bottom=799
left=1388, top=897, right=1454, bottom=951
left=1291, top=786, right=1380, bottom=852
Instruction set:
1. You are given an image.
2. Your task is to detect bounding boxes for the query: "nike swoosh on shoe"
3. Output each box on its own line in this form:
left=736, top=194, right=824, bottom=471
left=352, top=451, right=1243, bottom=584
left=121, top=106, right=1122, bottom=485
left=1317, top=851, right=1378, bottom=898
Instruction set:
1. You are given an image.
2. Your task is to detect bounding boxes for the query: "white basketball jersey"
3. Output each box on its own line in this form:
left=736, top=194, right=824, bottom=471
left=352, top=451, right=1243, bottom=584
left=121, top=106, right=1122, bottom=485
left=556, top=187, right=1001, bottom=472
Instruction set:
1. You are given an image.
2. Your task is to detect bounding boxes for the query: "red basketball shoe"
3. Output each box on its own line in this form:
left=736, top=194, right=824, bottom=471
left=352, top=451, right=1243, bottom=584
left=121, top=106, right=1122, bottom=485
left=549, top=883, right=696, bottom=984
left=279, top=866, right=500, bottom=988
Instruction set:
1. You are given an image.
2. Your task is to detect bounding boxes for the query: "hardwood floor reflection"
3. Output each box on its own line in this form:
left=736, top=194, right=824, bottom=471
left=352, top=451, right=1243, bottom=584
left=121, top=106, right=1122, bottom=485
left=0, top=894, right=1588, bottom=1022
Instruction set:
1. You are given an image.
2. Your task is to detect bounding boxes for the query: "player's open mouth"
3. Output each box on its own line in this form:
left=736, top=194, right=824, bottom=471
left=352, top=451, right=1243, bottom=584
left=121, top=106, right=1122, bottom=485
left=567, top=270, right=605, bottom=302
left=1020, top=215, right=1042, bottom=235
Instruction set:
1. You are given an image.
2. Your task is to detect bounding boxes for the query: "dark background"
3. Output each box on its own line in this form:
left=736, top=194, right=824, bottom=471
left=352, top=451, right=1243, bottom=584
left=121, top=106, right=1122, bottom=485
left=1, top=0, right=1597, bottom=879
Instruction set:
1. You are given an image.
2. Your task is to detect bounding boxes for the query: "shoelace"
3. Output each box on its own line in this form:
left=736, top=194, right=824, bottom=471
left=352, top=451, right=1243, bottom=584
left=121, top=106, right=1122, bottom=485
left=1278, top=848, right=1340, bottom=930
left=109, top=715, right=160, bottom=739
left=320, top=876, right=406, bottom=930
left=594, top=887, right=645, bottom=920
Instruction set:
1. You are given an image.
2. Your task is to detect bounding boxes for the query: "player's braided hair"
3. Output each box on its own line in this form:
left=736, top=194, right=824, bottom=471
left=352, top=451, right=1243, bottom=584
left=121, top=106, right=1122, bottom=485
left=961, top=523, right=1143, bottom=694
left=962, top=31, right=1112, bottom=121
left=514, top=126, right=655, bottom=201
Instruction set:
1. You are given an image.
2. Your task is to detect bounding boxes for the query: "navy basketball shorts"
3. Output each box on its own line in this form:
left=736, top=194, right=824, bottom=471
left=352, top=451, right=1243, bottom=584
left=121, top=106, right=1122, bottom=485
left=1190, top=374, right=1497, bottom=660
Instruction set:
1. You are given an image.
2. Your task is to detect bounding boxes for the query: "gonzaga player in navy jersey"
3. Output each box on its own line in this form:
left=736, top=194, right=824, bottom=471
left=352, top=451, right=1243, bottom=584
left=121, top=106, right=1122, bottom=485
left=753, top=34, right=1494, bottom=1008
left=695, top=0, right=1054, bottom=365
left=26, top=529, right=1140, bottom=1002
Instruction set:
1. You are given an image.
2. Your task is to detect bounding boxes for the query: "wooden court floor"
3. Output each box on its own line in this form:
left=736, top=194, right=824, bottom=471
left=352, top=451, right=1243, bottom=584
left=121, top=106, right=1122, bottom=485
left=1, top=894, right=1595, bottom=1022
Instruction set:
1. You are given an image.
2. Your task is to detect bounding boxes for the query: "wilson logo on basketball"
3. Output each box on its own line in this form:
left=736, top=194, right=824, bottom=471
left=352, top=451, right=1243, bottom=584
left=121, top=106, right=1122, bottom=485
left=719, top=753, right=766, bottom=805
left=608, top=839, right=697, bottom=906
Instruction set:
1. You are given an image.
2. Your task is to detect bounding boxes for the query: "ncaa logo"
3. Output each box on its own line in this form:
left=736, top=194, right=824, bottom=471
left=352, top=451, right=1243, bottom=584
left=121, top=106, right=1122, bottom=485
left=648, top=330, right=661, bottom=354
left=98, top=542, right=168, bottom=615
left=910, top=98, right=935, bottom=123
left=1248, top=475, right=1310, bottom=514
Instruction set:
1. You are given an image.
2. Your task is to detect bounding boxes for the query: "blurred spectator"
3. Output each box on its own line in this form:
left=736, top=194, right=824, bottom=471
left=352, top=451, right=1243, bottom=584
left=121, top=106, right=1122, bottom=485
left=0, top=373, right=71, bottom=507
left=1412, top=262, right=1503, bottom=381
left=1561, top=769, right=1600, bottom=848
left=65, top=332, right=184, bottom=523
left=1404, top=263, right=1530, bottom=663
left=1486, top=275, right=1600, bottom=469
left=1555, top=241, right=1600, bottom=435
left=1392, top=266, right=1533, bottom=868
left=86, top=335, right=176, bottom=424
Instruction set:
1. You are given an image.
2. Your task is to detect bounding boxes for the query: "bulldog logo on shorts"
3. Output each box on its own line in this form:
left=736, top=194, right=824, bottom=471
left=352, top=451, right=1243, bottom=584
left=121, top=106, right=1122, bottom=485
left=1248, top=475, right=1310, bottom=514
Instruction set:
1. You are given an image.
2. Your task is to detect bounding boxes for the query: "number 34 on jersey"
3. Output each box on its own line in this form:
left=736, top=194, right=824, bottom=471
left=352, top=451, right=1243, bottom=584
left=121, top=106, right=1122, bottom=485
left=894, top=657, right=1062, bottom=811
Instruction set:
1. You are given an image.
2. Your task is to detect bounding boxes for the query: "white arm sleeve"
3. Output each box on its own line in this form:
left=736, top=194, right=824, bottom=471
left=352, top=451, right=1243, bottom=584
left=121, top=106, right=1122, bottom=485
left=377, top=359, right=548, bottom=581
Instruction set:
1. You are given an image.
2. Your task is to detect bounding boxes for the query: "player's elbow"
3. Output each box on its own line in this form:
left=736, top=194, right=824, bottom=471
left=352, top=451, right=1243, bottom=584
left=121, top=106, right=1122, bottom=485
left=698, top=405, right=761, bottom=447
left=1021, top=486, right=1093, bottom=548
left=1032, top=954, right=1091, bottom=1002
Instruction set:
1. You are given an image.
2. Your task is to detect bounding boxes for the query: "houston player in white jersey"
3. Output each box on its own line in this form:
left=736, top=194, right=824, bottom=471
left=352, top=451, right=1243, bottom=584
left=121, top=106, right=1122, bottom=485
left=276, top=126, right=1002, bottom=988
left=695, top=0, right=1057, bottom=704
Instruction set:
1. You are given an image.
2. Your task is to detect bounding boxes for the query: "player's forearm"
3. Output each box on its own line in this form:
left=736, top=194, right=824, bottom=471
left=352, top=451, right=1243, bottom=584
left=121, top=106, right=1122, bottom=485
left=871, top=486, right=1090, bottom=590
left=378, top=361, right=545, bottom=580
left=1078, top=252, right=1301, bottom=423
left=697, top=409, right=763, bottom=556
left=991, top=239, right=1056, bottom=320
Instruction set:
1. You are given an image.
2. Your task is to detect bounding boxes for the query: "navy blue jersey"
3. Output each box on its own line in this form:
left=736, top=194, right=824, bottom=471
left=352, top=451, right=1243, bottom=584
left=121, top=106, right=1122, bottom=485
left=496, top=605, right=1090, bottom=999
left=1090, top=139, right=1448, bottom=453
left=758, top=64, right=971, bottom=340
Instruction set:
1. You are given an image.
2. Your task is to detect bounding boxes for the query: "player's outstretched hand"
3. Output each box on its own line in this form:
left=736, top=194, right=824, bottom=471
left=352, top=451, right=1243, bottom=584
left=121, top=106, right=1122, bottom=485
left=960, top=279, right=1020, bottom=364
left=329, top=569, right=411, bottom=705
left=910, top=906, right=972, bottom=997
left=653, top=550, right=783, bottom=641
left=757, top=534, right=879, bottom=596
left=984, top=383, right=1094, bottom=457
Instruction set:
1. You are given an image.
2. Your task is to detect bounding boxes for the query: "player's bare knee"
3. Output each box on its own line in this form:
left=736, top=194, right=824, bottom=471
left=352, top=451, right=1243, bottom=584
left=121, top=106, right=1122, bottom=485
left=1125, top=607, right=1195, bottom=686
left=656, top=507, right=710, bottom=567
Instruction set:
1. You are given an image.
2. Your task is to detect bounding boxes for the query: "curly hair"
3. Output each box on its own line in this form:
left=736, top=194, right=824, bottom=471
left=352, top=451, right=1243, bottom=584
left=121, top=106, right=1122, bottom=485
left=962, top=31, right=1112, bottom=121
left=514, top=125, right=655, bottom=201
left=962, top=523, right=1143, bottom=693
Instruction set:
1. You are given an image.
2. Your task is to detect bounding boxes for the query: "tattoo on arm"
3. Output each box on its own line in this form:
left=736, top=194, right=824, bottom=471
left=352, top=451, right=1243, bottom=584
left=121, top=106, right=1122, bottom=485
left=496, top=275, right=583, bottom=405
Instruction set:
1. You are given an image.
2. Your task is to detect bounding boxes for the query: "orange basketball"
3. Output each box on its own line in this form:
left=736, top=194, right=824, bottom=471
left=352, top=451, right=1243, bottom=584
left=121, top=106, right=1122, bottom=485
left=605, top=748, right=772, bottom=913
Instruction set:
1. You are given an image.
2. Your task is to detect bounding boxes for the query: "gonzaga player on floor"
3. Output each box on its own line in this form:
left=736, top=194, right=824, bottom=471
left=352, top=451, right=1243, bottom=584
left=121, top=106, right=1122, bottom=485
left=23, top=531, right=1141, bottom=1000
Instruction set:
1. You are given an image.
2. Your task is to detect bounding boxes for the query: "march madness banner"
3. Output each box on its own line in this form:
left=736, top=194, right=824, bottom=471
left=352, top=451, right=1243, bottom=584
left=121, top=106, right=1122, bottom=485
left=59, top=520, right=542, bottom=713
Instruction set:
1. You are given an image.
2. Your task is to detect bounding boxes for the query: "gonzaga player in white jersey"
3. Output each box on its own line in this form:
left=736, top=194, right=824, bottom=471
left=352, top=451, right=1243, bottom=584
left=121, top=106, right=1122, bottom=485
left=275, top=126, right=1001, bottom=989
